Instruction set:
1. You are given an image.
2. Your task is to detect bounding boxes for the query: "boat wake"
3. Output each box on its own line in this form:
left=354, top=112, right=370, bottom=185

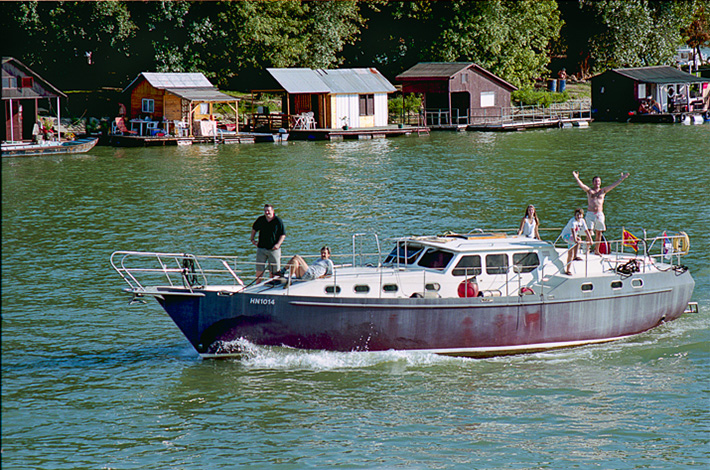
left=214, top=337, right=463, bottom=370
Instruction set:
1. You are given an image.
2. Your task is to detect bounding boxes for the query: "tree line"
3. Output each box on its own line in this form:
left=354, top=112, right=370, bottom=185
left=2, top=0, right=708, bottom=92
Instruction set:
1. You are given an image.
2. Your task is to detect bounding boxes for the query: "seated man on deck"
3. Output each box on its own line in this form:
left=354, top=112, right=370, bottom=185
left=284, top=246, right=334, bottom=280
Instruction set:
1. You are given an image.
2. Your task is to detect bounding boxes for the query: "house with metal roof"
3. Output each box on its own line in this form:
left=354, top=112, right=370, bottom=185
left=122, top=72, right=239, bottom=135
left=396, top=62, right=517, bottom=128
left=263, top=68, right=396, bottom=130
left=591, top=66, right=710, bottom=122
left=2, top=57, right=67, bottom=143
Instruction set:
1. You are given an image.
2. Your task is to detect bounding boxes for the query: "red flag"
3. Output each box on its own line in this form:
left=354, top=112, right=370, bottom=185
left=623, top=229, right=639, bottom=252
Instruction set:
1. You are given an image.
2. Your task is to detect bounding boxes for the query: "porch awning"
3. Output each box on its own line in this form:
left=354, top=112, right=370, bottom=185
left=613, top=66, right=710, bottom=84
left=164, top=87, right=238, bottom=102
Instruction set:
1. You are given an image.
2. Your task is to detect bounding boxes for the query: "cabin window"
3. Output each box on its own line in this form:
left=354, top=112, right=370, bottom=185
left=141, top=99, right=154, bottom=113
left=581, top=283, right=594, bottom=292
left=325, top=285, right=341, bottom=294
left=481, top=92, right=495, bottom=108
left=425, top=283, right=440, bottom=292
left=2, top=77, right=17, bottom=88
left=453, top=255, right=482, bottom=277
left=461, top=74, right=468, bottom=84
left=418, top=249, right=454, bottom=270
left=383, top=284, right=399, bottom=293
left=611, top=281, right=623, bottom=289
left=21, top=77, right=33, bottom=88
left=512, top=252, right=540, bottom=273
left=384, top=244, right=424, bottom=265
left=359, top=94, right=374, bottom=116
left=485, top=254, right=508, bottom=275
left=637, top=83, right=646, bottom=99
left=200, top=103, right=210, bottom=115
left=354, top=285, right=370, bottom=294
left=631, top=279, right=643, bottom=288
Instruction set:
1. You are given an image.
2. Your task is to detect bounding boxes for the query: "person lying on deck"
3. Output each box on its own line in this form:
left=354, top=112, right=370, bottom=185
left=284, top=246, right=334, bottom=280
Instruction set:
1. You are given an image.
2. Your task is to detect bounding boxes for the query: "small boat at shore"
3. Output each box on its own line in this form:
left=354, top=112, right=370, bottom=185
left=112, top=228, right=695, bottom=359
left=1, top=137, right=98, bottom=157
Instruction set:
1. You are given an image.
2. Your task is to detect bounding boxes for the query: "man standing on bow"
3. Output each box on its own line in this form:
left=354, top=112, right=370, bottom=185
left=572, top=171, right=630, bottom=255
left=250, top=204, right=286, bottom=283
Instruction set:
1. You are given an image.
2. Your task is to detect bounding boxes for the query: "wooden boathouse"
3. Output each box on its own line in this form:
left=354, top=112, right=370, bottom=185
left=2, top=57, right=67, bottom=144
left=591, top=66, right=710, bottom=122
left=396, top=62, right=518, bottom=129
left=253, top=67, right=425, bottom=140
left=110, top=72, right=240, bottom=145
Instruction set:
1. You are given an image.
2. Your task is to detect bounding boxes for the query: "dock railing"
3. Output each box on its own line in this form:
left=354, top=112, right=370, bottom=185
left=469, top=100, right=591, bottom=126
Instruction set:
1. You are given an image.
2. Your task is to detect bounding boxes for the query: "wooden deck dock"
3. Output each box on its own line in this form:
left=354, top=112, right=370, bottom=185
left=290, top=125, right=429, bottom=141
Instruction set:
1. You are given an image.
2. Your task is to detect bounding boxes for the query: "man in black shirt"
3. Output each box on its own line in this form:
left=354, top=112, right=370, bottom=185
left=250, top=204, right=286, bottom=283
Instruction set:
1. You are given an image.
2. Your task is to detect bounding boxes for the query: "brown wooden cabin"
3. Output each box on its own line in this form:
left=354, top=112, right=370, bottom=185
left=396, top=62, right=517, bottom=127
left=121, top=72, right=239, bottom=136
left=2, top=56, right=67, bottom=143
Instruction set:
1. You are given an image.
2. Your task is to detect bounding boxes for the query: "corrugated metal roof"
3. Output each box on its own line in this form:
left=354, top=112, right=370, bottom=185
left=315, top=68, right=396, bottom=94
left=396, top=62, right=473, bottom=80
left=610, top=66, right=710, bottom=84
left=267, top=68, right=330, bottom=94
left=164, top=87, right=238, bottom=102
left=123, top=72, right=215, bottom=93
left=142, top=72, right=213, bottom=88
left=267, top=67, right=395, bottom=94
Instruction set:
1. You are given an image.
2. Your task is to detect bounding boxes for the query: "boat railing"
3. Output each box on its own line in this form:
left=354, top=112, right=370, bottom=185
left=111, top=251, right=245, bottom=294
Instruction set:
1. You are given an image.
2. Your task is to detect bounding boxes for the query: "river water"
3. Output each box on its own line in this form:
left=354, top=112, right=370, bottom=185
left=2, top=123, right=709, bottom=469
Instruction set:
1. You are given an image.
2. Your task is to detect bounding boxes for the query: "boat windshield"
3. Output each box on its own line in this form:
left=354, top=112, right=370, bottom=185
left=384, top=244, right=424, bottom=265
left=418, top=248, right=454, bottom=270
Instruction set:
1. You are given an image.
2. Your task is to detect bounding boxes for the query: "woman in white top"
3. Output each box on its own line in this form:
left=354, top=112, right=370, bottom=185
left=517, top=204, right=541, bottom=240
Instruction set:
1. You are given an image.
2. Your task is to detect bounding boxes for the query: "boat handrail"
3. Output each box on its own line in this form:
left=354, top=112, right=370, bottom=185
left=111, top=251, right=245, bottom=293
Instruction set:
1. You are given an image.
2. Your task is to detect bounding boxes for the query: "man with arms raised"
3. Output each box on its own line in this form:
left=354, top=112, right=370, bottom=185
left=573, top=171, right=630, bottom=255
left=251, top=204, right=286, bottom=283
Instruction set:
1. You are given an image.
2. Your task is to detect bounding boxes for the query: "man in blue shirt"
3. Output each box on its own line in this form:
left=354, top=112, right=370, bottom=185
left=250, top=204, right=286, bottom=283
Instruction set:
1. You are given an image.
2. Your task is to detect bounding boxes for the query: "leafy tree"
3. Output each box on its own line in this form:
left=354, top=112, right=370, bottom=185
left=681, top=5, right=710, bottom=67
left=7, top=1, right=137, bottom=89
left=346, top=1, right=563, bottom=88
left=579, top=0, right=708, bottom=73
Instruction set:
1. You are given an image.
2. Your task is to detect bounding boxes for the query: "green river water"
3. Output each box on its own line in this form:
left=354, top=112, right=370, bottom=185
left=2, top=122, right=709, bottom=468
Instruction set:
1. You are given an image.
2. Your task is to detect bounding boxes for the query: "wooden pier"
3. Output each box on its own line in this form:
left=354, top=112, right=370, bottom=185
left=290, top=125, right=429, bottom=141
left=428, top=100, right=592, bottom=132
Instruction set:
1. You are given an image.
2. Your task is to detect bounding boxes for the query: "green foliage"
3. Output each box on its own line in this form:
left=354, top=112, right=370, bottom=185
left=580, top=0, right=709, bottom=73
left=388, top=93, right=423, bottom=115
left=511, top=87, right=570, bottom=107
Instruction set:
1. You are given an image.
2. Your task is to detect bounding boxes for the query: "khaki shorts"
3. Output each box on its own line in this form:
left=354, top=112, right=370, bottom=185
left=256, top=247, right=281, bottom=274
left=585, top=211, right=606, bottom=232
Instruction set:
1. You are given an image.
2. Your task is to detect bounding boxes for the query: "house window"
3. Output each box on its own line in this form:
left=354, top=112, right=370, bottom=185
left=200, top=103, right=210, bottom=115
left=481, top=92, right=495, bottom=108
left=141, top=99, right=154, bottom=114
left=359, top=94, right=374, bottom=116
left=2, top=77, right=17, bottom=89
left=21, top=77, right=33, bottom=88
left=637, top=83, right=646, bottom=99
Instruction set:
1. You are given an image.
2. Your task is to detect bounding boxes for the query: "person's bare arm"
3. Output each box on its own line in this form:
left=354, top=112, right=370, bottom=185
left=572, top=171, right=589, bottom=192
left=273, top=234, right=285, bottom=250
left=602, top=172, right=630, bottom=193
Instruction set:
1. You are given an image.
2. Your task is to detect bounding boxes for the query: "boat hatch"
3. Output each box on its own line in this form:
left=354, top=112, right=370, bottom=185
left=684, top=302, right=699, bottom=314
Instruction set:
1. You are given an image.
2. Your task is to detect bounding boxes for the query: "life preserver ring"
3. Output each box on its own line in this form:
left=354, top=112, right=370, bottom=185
left=672, top=231, right=690, bottom=255
left=458, top=279, right=479, bottom=298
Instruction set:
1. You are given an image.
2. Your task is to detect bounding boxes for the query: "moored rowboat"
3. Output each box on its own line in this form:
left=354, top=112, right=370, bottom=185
left=1, top=137, right=98, bottom=157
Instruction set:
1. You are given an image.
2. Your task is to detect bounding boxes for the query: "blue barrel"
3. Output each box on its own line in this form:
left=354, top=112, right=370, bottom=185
left=547, top=79, right=557, bottom=92
left=558, top=79, right=566, bottom=93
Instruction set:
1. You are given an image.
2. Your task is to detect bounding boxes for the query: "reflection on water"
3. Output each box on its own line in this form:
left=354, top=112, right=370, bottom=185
left=2, top=123, right=709, bottom=468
